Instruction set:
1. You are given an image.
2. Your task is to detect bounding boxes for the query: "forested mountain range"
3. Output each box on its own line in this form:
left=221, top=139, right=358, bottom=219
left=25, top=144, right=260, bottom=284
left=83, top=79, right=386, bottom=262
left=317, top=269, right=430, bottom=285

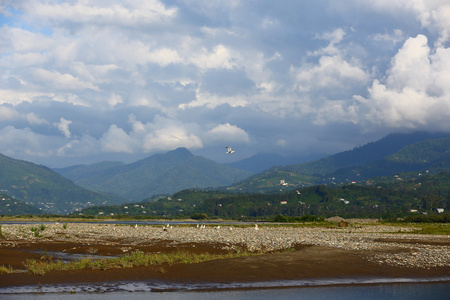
left=54, top=147, right=252, bottom=202
left=1, top=131, right=449, bottom=216
left=225, top=152, right=323, bottom=173
left=0, top=153, right=124, bottom=214
left=77, top=171, right=450, bottom=220
left=229, top=132, right=450, bottom=193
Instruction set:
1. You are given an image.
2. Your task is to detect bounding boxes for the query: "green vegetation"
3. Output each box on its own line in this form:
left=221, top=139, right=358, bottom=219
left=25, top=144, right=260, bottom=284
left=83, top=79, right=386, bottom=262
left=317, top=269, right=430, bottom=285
left=75, top=171, right=449, bottom=220
left=272, top=214, right=325, bottom=223
left=0, top=153, right=124, bottom=214
left=0, top=224, right=3, bottom=238
left=0, top=194, right=42, bottom=215
left=409, top=223, right=450, bottom=235
left=0, top=265, right=13, bottom=274
left=54, top=147, right=252, bottom=202
left=191, top=213, right=208, bottom=220
left=24, top=249, right=259, bottom=276
left=380, top=221, right=450, bottom=235
left=1, top=132, right=449, bottom=218
left=231, top=135, right=450, bottom=193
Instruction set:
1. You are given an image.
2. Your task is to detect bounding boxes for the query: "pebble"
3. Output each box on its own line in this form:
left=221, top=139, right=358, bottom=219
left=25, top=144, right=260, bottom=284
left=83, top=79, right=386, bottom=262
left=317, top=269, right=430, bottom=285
left=1, top=223, right=449, bottom=269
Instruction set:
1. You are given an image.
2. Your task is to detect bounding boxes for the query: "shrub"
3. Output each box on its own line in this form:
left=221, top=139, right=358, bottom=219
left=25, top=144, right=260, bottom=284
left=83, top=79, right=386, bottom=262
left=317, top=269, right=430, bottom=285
left=0, top=265, right=13, bottom=274
left=273, top=214, right=288, bottom=222
left=191, top=213, right=208, bottom=220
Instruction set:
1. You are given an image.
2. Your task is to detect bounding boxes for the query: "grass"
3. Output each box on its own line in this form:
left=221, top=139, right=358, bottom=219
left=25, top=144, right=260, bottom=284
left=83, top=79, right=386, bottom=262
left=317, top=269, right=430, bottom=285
left=0, top=224, right=3, bottom=238
left=23, top=248, right=260, bottom=276
left=0, top=265, right=13, bottom=274
left=408, top=223, right=450, bottom=235
left=379, top=222, right=450, bottom=235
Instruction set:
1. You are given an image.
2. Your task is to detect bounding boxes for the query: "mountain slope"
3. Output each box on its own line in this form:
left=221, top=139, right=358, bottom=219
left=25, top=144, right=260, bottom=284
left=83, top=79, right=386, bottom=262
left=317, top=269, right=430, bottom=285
left=225, top=153, right=323, bottom=173
left=0, top=153, right=124, bottom=214
left=0, top=193, right=42, bottom=215
left=55, top=148, right=252, bottom=201
left=285, top=131, right=450, bottom=176
left=230, top=132, right=450, bottom=192
left=328, top=137, right=450, bottom=183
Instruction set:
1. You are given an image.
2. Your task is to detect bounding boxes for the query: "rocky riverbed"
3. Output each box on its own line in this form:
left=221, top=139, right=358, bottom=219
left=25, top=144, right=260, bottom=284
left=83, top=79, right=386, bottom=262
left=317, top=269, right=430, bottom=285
left=1, top=222, right=449, bottom=269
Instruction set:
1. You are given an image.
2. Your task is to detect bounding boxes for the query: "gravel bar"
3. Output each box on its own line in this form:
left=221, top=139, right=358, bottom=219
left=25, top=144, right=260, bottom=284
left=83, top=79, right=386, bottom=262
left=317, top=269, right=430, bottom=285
left=1, top=222, right=449, bottom=269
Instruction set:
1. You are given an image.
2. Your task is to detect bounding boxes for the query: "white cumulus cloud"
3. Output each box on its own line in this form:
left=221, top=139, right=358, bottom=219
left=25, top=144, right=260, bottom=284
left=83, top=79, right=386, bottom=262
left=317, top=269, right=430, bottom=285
left=357, top=34, right=450, bottom=130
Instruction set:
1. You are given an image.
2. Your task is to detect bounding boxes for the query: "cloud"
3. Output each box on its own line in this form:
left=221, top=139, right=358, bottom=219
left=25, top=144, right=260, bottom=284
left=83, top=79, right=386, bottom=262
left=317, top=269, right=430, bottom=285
left=356, top=34, right=450, bottom=130
left=292, top=55, right=369, bottom=93
left=205, top=123, right=250, bottom=144
left=57, top=135, right=99, bottom=157
left=23, top=0, right=177, bottom=29
left=0, top=105, right=20, bottom=120
left=372, top=29, right=406, bottom=44
left=25, top=112, right=49, bottom=125
left=190, top=44, right=237, bottom=70
left=293, top=28, right=369, bottom=95
left=1, top=1, right=449, bottom=167
left=0, top=126, right=56, bottom=158
left=363, top=0, right=450, bottom=45
left=100, top=125, right=136, bottom=154
left=179, top=90, right=249, bottom=109
left=99, top=115, right=203, bottom=154
left=31, top=69, right=100, bottom=91
left=54, top=117, right=72, bottom=138
left=0, top=26, right=52, bottom=54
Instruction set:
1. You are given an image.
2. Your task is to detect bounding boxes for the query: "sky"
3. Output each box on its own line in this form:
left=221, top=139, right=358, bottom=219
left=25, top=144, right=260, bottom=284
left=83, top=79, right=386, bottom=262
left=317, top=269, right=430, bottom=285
left=0, top=0, right=449, bottom=168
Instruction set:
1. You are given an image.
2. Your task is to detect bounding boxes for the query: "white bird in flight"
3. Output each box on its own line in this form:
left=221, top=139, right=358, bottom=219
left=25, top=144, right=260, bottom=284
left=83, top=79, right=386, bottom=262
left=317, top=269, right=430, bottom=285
left=225, top=146, right=235, bottom=154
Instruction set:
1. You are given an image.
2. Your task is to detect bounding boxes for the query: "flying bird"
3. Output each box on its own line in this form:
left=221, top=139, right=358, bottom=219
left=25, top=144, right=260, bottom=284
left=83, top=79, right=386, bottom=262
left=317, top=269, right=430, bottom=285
left=225, top=146, right=235, bottom=154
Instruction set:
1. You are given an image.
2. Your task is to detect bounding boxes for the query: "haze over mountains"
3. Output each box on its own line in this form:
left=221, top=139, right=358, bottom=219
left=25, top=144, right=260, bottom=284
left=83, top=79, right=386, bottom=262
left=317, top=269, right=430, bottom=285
left=1, top=131, right=450, bottom=215
left=54, top=147, right=252, bottom=202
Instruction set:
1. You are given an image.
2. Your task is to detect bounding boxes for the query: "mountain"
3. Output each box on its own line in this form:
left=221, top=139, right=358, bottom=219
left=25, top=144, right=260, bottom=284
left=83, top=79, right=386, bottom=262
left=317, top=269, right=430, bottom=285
left=285, top=131, right=450, bottom=176
left=0, top=153, right=124, bottom=214
left=0, top=193, right=42, bottom=215
left=55, top=147, right=252, bottom=202
left=229, top=132, right=450, bottom=193
left=77, top=171, right=450, bottom=220
left=225, top=153, right=323, bottom=173
left=53, top=161, right=125, bottom=182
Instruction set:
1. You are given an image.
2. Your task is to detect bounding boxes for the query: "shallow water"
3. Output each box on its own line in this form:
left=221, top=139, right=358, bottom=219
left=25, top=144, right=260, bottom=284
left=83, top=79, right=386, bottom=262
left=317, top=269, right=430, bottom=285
left=26, top=250, right=116, bottom=262
left=1, top=282, right=449, bottom=300
left=1, top=277, right=448, bottom=295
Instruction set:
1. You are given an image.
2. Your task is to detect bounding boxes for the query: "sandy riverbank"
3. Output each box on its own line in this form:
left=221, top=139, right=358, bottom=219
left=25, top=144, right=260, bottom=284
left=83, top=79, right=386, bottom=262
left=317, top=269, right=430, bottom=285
left=0, top=222, right=449, bottom=290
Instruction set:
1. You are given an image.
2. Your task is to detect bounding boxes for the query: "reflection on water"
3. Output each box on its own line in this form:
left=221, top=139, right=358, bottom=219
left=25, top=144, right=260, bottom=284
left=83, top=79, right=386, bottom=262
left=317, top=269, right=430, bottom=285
left=0, top=282, right=449, bottom=300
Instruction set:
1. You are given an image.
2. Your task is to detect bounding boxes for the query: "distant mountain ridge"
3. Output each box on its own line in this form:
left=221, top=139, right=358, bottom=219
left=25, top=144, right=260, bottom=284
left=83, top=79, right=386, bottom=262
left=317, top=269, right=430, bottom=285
left=2, top=131, right=450, bottom=215
left=285, top=131, right=450, bottom=176
left=225, top=152, right=324, bottom=173
left=54, top=147, right=252, bottom=202
left=230, top=132, right=450, bottom=192
left=0, top=153, right=124, bottom=214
